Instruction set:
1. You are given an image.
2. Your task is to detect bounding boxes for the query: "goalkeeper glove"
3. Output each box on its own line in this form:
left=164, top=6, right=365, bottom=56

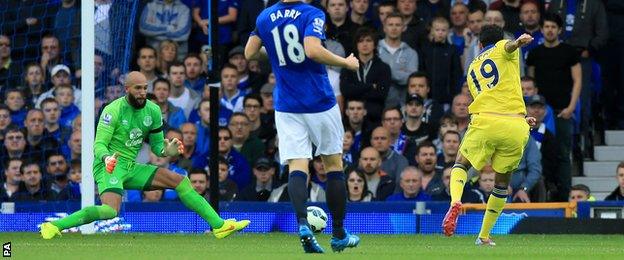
left=104, top=153, right=118, bottom=173
left=163, top=138, right=184, bottom=157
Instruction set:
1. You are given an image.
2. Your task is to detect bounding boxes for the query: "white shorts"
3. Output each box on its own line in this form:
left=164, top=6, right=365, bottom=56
left=275, top=104, right=344, bottom=164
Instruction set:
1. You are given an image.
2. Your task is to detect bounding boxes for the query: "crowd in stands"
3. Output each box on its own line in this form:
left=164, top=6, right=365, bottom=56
left=1, top=0, right=624, bottom=204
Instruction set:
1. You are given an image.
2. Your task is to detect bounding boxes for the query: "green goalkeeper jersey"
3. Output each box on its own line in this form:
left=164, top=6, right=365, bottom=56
left=94, top=96, right=165, bottom=164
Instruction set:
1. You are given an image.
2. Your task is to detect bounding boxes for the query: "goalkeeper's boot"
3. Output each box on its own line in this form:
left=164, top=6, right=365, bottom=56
left=475, top=237, right=496, bottom=246
left=442, top=201, right=462, bottom=237
left=330, top=229, right=360, bottom=252
left=213, top=219, right=250, bottom=239
left=40, top=222, right=61, bottom=240
left=298, top=225, right=324, bottom=253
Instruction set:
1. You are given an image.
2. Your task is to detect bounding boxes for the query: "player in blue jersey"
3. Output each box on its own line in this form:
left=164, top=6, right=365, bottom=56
left=244, top=0, right=360, bottom=254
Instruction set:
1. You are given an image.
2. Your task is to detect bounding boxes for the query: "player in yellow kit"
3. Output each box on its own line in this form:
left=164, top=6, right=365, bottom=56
left=441, top=25, right=536, bottom=245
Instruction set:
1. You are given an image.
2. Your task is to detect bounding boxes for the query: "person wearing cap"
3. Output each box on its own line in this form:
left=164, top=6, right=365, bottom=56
left=521, top=76, right=555, bottom=134
left=39, top=71, right=249, bottom=240
left=237, top=156, right=281, bottom=201
left=228, top=46, right=266, bottom=95
left=402, top=93, right=436, bottom=162
left=526, top=94, right=563, bottom=202
left=406, top=72, right=445, bottom=129
left=259, top=83, right=275, bottom=127
left=35, top=63, right=82, bottom=109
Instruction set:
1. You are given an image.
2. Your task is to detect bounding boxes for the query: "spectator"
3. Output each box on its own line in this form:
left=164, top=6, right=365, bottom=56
left=68, top=159, right=81, bottom=184
left=237, top=156, right=280, bottom=201
left=417, top=0, right=450, bottom=24
left=397, top=0, right=427, bottom=51
left=381, top=107, right=406, bottom=154
left=344, top=99, right=373, bottom=159
left=526, top=94, right=562, bottom=201
left=605, top=162, right=624, bottom=201
left=463, top=8, right=485, bottom=74
left=402, top=94, right=436, bottom=160
left=406, top=72, right=445, bottom=128
left=527, top=13, right=581, bottom=202
left=40, top=34, right=72, bottom=75
left=244, top=94, right=275, bottom=144
left=310, top=156, right=328, bottom=189
left=378, top=12, right=419, bottom=108
left=350, top=0, right=374, bottom=27
left=0, top=105, right=12, bottom=142
left=568, top=184, right=595, bottom=202
left=448, top=3, right=469, bottom=55
left=437, top=130, right=460, bottom=169
left=414, top=141, right=444, bottom=196
left=326, top=0, right=359, bottom=54
left=346, top=168, right=374, bottom=202
left=484, top=10, right=515, bottom=40
left=603, top=0, right=624, bottom=129
left=23, top=63, right=46, bottom=108
left=432, top=114, right=459, bottom=152
left=45, top=153, right=75, bottom=200
left=376, top=1, right=396, bottom=32
left=189, top=84, right=232, bottom=126
left=13, top=161, right=52, bottom=201
left=515, top=0, right=543, bottom=60
left=215, top=157, right=238, bottom=201
left=136, top=46, right=161, bottom=90
left=451, top=94, right=471, bottom=135
left=228, top=47, right=265, bottom=95
left=220, top=63, right=244, bottom=115
left=463, top=166, right=496, bottom=203
left=55, top=84, right=80, bottom=127
left=157, top=40, right=179, bottom=76
left=24, top=109, right=60, bottom=162
left=420, top=17, right=462, bottom=105
left=0, top=158, right=22, bottom=202
left=522, top=76, right=555, bottom=134
left=151, top=78, right=186, bottom=130
left=188, top=168, right=210, bottom=200
left=4, top=89, right=27, bottom=128
left=63, top=130, right=81, bottom=162
left=142, top=190, right=163, bottom=202
left=140, top=0, right=191, bottom=59
left=0, top=127, right=27, bottom=169
left=41, top=98, right=72, bottom=147
left=431, top=167, right=452, bottom=201
left=358, top=146, right=395, bottom=201
left=229, top=113, right=263, bottom=167
left=386, top=166, right=431, bottom=201
left=195, top=127, right=252, bottom=189
left=343, top=126, right=356, bottom=167
left=167, top=62, right=200, bottom=119
left=340, top=27, right=392, bottom=125
left=179, top=122, right=202, bottom=171
left=191, top=0, right=237, bottom=59
left=488, top=0, right=522, bottom=33
left=371, top=126, right=409, bottom=182
left=259, top=83, right=275, bottom=127
left=104, top=84, right=124, bottom=103
left=510, top=135, right=542, bottom=202
left=183, top=54, right=206, bottom=93
left=71, top=114, right=81, bottom=133
left=2, top=1, right=52, bottom=63
left=95, top=0, right=113, bottom=57
left=52, top=0, right=80, bottom=68
left=0, top=34, right=21, bottom=92
left=36, top=64, right=82, bottom=109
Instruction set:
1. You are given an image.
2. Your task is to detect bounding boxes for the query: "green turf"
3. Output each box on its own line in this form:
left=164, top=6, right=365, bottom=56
left=3, top=233, right=624, bottom=259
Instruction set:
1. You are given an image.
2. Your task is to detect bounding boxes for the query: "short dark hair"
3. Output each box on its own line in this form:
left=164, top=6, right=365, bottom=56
left=188, top=168, right=208, bottom=179
left=408, top=71, right=430, bottom=86
left=46, top=152, right=65, bottom=164
left=479, top=25, right=504, bottom=47
left=416, top=141, right=436, bottom=155
left=221, top=63, right=238, bottom=73
left=183, top=53, right=202, bottom=64
left=166, top=128, right=183, bottom=137
left=377, top=0, right=395, bottom=12
left=20, top=160, right=40, bottom=174
left=354, top=27, right=378, bottom=51
left=153, top=77, right=170, bottom=90
left=571, top=184, right=591, bottom=195
left=384, top=12, right=404, bottom=23
left=540, top=12, right=563, bottom=28
left=382, top=107, right=403, bottom=121
left=218, top=126, right=232, bottom=137
left=443, top=130, right=461, bottom=141
left=168, top=61, right=185, bottom=74
left=40, top=97, right=59, bottom=109
left=243, top=93, right=263, bottom=107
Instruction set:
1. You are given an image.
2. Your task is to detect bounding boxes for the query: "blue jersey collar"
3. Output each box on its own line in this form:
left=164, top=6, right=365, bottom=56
left=478, top=44, right=495, bottom=55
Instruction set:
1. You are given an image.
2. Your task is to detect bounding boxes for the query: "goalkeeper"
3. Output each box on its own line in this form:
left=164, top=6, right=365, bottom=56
left=40, top=72, right=249, bottom=239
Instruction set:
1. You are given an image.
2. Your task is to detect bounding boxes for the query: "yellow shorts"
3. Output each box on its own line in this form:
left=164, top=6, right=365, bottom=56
left=459, top=113, right=530, bottom=173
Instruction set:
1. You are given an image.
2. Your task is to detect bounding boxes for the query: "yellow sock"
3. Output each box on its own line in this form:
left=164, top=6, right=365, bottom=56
left=450, top=164, right=468, bottom=203
left=478, top=185, right=508, bottom=239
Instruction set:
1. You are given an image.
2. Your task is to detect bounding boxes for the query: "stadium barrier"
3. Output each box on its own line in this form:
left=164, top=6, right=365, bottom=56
left=462, top=202, right=578, bottom=218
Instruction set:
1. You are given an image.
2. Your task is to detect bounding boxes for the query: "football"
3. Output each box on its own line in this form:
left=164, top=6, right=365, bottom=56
left=306, top=206, right=328, bottom=233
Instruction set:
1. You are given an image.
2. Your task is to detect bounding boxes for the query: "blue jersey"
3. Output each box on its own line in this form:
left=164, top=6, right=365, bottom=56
left=252, top=1, right=335, bottom=113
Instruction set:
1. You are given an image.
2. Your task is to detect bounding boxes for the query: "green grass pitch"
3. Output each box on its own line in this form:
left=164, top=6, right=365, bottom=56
left=3, top=233, right=624, bottom=259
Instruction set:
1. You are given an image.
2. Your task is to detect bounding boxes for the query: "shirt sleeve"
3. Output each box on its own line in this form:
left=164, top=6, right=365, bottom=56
left=304, top=9, right=326, bottom=40
left=94, top=103, right=118, bottom=163
left=148, top=104, right=166, bottom=157
left=496, top=39, right=518, bottom=61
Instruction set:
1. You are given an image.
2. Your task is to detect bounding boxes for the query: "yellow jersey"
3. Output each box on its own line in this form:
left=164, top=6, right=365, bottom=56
left=466, top=39, right=526, bottom=115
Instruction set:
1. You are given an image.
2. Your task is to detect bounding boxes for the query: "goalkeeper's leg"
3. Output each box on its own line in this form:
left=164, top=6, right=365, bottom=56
left=150, top=168, right=249, bottom=238
left=42, top=192, right=120, bottom=239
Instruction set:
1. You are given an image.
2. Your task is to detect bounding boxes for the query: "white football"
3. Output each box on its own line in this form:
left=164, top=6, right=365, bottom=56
left=307, top=206, right=328, bottom=233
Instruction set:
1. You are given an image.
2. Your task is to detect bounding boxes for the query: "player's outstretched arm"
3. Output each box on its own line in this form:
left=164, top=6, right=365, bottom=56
left=304, top=36, right=359, bottom=71
left=244, top=35, right=265, bottom=60
left=504, top=33, right=534, bottom=53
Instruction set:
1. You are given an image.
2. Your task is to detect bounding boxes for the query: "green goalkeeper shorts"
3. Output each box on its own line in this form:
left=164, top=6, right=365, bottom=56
left=93, top=158, right=158, bottom=196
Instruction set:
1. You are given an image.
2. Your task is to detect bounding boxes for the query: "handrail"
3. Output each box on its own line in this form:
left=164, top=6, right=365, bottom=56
left=461, top=202, right=578, bottom=218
